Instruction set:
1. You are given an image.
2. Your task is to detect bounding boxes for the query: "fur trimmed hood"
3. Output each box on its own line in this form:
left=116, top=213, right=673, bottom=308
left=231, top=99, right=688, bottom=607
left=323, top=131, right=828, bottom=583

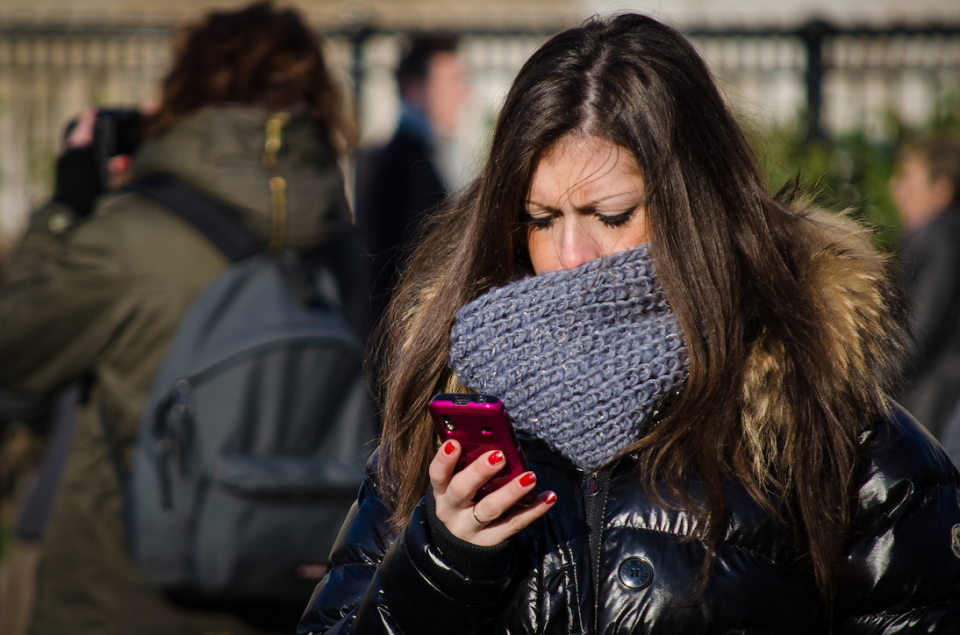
left=740, top=208, right=905, bottom=485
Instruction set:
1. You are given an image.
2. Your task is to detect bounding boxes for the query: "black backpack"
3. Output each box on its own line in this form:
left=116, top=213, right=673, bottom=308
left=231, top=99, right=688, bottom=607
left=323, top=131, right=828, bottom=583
left=122, top=176, right=377, bottom=605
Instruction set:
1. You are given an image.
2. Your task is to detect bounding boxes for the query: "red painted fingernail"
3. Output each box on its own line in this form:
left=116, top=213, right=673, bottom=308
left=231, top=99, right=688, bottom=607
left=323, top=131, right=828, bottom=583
left=519, top=471, right=536, bottom=487
left=545, top=492, right=557, bottom=504
left=488, top=450, right=504, bottom=465
left=443, top=441, right=455, bottom=455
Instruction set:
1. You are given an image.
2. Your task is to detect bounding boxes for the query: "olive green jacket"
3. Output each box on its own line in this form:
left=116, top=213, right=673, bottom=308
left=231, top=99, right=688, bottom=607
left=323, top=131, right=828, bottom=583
left=0, top=105, right=352, bottom=635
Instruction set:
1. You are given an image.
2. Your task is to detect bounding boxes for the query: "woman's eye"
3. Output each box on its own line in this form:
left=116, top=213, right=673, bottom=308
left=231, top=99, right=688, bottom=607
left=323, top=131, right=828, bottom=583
left=525, top=212, right=554, bottom=230
left=597, top=208, right=635, bottom=228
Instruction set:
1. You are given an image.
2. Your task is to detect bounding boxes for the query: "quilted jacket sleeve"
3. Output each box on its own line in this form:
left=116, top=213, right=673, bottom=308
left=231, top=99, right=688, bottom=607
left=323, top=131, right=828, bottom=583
left=835, top=406, right=960, bottom=633
left=297, top=455, right=516, bottom=635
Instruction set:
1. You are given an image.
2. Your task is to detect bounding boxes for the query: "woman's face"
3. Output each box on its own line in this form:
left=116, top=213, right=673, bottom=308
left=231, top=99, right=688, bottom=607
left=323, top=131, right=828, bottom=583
left=526, top=135, right=649, bottom=274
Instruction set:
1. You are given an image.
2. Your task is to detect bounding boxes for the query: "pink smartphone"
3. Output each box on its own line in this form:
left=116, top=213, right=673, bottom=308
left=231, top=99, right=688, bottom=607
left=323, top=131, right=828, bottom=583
left=429, top=393, right=536, bottom=507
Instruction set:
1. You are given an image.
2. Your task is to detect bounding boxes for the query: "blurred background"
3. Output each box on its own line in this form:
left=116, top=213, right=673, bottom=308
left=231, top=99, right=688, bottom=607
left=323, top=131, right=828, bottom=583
left=1, top=0, right=959, bottom=588
left=0, top=0, right=960, bottom=632
left=0, top=0, right=958, bottom=254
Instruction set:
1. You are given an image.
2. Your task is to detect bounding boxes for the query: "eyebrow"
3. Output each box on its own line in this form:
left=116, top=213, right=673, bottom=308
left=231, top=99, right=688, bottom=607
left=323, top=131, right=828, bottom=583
left=525, top=192, right=642, bottom=213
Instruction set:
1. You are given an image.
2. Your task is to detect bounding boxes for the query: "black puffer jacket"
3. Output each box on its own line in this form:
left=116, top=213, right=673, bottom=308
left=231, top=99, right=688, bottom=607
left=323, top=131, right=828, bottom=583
left=299, top=403, right=960, bottom=634
left=300, top=209, right=960, bottom=634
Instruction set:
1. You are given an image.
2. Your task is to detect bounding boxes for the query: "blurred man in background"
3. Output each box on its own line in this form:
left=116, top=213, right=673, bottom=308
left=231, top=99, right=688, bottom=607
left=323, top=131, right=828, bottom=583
left=890, top=135, right=960, bottom=443
left=354, top=34, right=469, bottom=339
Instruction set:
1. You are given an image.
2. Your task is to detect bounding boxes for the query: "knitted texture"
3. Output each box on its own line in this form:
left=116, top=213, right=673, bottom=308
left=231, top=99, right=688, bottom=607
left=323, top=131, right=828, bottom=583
left=449, top=244, right=689, bottom=472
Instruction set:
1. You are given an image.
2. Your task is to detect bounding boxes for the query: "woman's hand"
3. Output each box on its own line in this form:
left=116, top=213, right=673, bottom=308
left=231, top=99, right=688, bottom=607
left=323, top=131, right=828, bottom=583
left=430, top=440, right=557, bottom=546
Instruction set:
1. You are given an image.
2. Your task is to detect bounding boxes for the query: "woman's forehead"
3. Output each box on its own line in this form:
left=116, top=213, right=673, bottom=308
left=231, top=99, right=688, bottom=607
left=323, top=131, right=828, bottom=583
left=529, top=136, right=643, bottom=204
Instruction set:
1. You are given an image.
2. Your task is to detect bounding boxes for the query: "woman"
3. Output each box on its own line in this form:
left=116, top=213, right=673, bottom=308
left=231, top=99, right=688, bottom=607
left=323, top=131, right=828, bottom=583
left=299, top=14, right=960, bottom=634
left=0, top=3, right=354, bottom=634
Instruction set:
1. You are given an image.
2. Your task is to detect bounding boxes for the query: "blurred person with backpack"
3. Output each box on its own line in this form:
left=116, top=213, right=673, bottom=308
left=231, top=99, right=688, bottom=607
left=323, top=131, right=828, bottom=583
left=890, top=135, right=960, bottom=443
left=0, top=2, right=369, bottom=634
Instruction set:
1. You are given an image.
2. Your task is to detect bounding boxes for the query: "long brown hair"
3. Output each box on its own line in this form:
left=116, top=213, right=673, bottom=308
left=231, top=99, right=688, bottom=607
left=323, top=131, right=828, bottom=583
left=145, top=1, right=351, bottom=149
left=374, top=14, right=903, bottom=609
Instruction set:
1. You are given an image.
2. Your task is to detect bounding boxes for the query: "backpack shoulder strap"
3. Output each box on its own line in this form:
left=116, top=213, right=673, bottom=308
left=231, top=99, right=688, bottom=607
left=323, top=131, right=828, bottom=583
left=13, top=383, right=81, bottom=540
left=124, top=174, right=266, bottom=262
left=125, top=174, right=357, bottom=309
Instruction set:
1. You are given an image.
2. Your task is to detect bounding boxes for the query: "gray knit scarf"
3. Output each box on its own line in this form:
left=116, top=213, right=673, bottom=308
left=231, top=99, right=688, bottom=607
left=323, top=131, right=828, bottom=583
left=449, top=244, right=690, bottom=472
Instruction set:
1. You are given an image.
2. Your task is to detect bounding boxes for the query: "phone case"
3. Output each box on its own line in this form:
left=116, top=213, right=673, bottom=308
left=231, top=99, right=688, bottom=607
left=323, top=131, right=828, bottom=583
left=429, top=393, right=536, bottom=506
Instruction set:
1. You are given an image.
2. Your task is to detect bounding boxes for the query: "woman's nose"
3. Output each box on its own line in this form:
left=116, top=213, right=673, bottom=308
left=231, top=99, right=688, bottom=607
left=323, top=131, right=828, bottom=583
left=557, top=218, right=601, bottom=270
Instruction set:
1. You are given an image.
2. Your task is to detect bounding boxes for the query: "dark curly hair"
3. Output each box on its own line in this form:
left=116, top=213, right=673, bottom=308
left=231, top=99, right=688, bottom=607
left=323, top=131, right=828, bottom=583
left=146, top=1, right=351, bottom=150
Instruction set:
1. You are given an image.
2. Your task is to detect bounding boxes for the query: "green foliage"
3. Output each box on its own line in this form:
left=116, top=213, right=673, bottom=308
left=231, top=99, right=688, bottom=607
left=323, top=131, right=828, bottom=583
left=750, top=115, right=899, bottom=250
left=29, top=146, right=57, bottom=197
left=748, top=98, right=960, bottom=252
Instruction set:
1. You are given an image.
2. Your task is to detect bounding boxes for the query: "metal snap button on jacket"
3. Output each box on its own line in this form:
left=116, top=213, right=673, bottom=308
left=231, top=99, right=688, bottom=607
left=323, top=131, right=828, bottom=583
left=618, top=557, right=654, bottom=590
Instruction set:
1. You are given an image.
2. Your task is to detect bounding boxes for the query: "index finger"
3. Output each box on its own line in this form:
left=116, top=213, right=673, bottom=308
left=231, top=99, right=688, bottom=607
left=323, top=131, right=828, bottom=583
left=428, top=440, right=460, bottom=496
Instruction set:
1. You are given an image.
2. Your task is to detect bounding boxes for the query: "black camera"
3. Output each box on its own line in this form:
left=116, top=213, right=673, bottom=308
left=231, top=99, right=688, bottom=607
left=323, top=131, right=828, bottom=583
left=63, top=108, right=143, bottom=189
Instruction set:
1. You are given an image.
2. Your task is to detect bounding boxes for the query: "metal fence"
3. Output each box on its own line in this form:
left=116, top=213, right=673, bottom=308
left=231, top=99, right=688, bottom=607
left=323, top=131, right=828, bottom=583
left=1, top=20, right=959, bottom=242
left=688, top=22, right=960, bottom=138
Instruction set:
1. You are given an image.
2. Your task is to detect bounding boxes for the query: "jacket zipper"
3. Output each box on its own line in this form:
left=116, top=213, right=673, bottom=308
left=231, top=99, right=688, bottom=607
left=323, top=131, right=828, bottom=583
left=583, top=469, right=610, bottom=635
